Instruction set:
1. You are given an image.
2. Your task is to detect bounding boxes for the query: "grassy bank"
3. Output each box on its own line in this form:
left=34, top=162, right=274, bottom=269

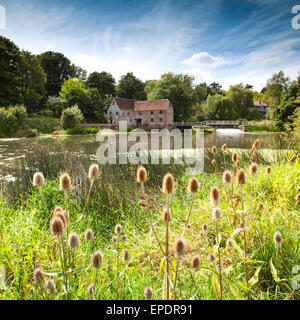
left=0, top=142, right=299, bottom=300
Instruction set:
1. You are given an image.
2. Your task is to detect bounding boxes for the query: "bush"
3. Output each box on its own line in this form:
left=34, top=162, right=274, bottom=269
left=0, top=108, right=17, bottom=135
left=9, top=105, right=28, bottom=127
left=60, top=105, right=84, bottom=130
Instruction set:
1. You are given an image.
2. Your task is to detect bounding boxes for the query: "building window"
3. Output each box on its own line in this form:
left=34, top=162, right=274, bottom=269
left=151, top=118, right=154, bottom=122
left=127, top=112, right=130, bottom=115
left=160, top=110, right=163, bottom=114
left=116, top=112, right=118, bottom=116
left=160, top=118, right=163, bottom=122
left=139, top=112, right=142, bottom=115
left=151, top=111, right=154, bottom=115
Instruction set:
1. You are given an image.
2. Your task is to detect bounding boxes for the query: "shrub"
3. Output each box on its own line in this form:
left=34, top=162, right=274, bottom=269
left=60, top=105, right=84, bottom=130
left=9, top=105, right=28, bottom=127
left=0, top=108, right=17, bottom=135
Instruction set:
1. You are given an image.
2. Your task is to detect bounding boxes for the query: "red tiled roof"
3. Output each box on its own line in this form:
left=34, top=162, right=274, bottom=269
left=253, top=100, right=268, bottom=107
left=134, top=99, right=170, bottom=111
left=113, top=98, right=136, bottom=111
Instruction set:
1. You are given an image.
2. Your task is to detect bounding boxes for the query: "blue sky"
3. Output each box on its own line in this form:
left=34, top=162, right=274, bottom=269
left=0, top=0, right=299, bottom=90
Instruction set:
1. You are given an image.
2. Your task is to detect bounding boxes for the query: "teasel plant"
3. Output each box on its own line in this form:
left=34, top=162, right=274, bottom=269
left=44, top=278, right=56, bottom=300
left=60, top=173, right=71, bottom=238
left=114, top=224, right=122, bottom=299
left=92, top=250, right=103, bottom=299
left=182, top=177, right=199, bottom=237
left=236, top=168, right=250, bottom=300
left=172, top=236, right=186, bottom=300
left=188, top=254, right=200, bottom=299
left=221, top=144, right=227, bottom=169
left=251, top=139, right=260, bottom=163
left=33, top=172, right=46, bottom=218
left=85, top=163, right=100, bottom=213
left=68, top=232, right=79, bottom=269
left=33, top=267, right=45, bottom=299
left=248, top=162, right=258, bottom=213
left=212, top=146, right=217, bottom=172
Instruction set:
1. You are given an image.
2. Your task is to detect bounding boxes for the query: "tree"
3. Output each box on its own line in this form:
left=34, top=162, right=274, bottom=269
left=86, top=71, right=115, bottom=96
left=60, top=104, right=84, bottom=129
left=208, top=82, right=223, bottom=95
left=117, top=72, right=147, bottom=100
left=205, top=95, right=237, bottom=120
left=20, top=51, right=46, bottom=113
left=227, top=84, right=253, bottom=119
left=0, top=36, right=23, bottom=107
left=39, top=51, right=82, bottom=96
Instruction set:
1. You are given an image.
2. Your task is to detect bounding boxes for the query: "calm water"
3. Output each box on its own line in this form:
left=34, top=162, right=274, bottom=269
left=0, top=129, right=295, bottom=174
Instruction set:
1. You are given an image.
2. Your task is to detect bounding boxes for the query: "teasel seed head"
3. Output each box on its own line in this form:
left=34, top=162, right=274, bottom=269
left=33, top=267, right=44, bottom=285
left=137, top=165, right=147, bottom=183
left=259, top=203, right=264, bottom=211
left=88, top=163, right=100, bottom=180
left=249, top=162, right=258, bottom=175
left=174, top=237, right=186, bottom=255
left=92, top=250, right=103, bottom=269
left=296, top=193, right=300, bottom=201
left=162, top=209, right=171, bottom=224
left=232, top=152, right=238, bottom=163
left=112, top=235, right=117, bottom=243
left=208, top=253, right=215, bottom=262
left=226, top=238, right=233, bottom=247
left=162, top=172, right=174, bottom=194
left=50, top=216, right=63, bottom=235
left=144, top=286, right=153, bottom=300
left=60, top=173, right=71, bottom=191
left=121, top=234, right=127, bottom=242
left=199, top=231, right=204, bottom=237
left=212, top=207, right=222, bottom=220
left=68, top=232, right=79, bottom=249
left=236, top=168, right=246, bottom=185
left=115, top=224, right=122, bottom=234
left=222, top=170, right=232, bottom=184
left=212, top=146, right=217, bottom=154
left=235, top=160, right=240, bottom=167
left=188, top=176, right=199, bottom=194
left=53, top=206, right=64, bottom=216
left=212, top=159, right=216, bottom=166
left=54, top=211, right=66, bottom=229
left=266, top=166, right=271, bottom=174
left=273, top=231, right=283, bottom=245
left=210, top=186, right=220, bottom=206
left=87, top=283, right=95, bottom=295
left=85, top=228, right=93, bottom=241
left=221, top=144, right=227, bottom=152
left=187, top=223, right=191, bottom=229
left=45, top=279, right=56, bottom=294
left=123, top=251, right=130, bottom=262
left=252, top=139, right=260, bottom=150
left=206, top=237, right=210, bottom=244
left=33, top=172, right=45, bottom=187
left=202, top=223, right=208, bottom=232
left=191, top=254, right=201, bottom=269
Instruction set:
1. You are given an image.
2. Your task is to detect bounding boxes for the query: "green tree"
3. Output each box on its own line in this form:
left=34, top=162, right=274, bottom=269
left=205, top=94, right=237, bottom=120
left=86, top=71, right=115, bottom=96
left=227, top=84, right=253, bottom=119
left=60, top=104, right=84, bottom=129
left=117, top=72, right=147, bottom=100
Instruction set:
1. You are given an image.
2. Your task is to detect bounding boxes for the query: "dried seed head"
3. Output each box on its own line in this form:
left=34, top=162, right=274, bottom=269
left=212, top=207, right=222, bottom=220
left=212, top=146, right=217, bottom=154
left=222, top=144, right=227, bottom=152
left=235, top=160, right=240, bottom=167
left=212, top=159, right=216, bottom=166
left=296, top=193, right=300, bottom=201
left=121, top=234, right=127, bottom=242
left=210, top=186, right=220, bottom=206
left=249, top=162, right=258, bottom=175
left=273, top=231, right=283, bottom=245
left=54, top=211, right=66, bottom=229
left=202, top=223, right=208, bottom=232
left=232, top=152, right=238, bottom=163
left=236, top=168, right=246, bottom=185
left=162, top=209, right=171, bottom=224
left=112, top=236, right=117, bottom=243
left=53, top=206, right=64, bottom=216
left=266, top=166, right=271, bottom=174
left=144, top=286, right=153, bottom=300
left=187, top=223, right=191, bottom=229
left=85, top=228, right=93, bottom=241
left=226, top=238, right=233, bottom=247
left=137, top=166, right=147, bottom=183
left=88, top=163, right=100, bottom=180
left=174, top=237, right=186, bottom=255
left=33, top=172, right=45, bottom=187
left=206, top=237, right=210, bottom=244
left=115, top=224, right=122, bottom=234
left=92, top=250, right=103, bottom=269
left=87, top=283, right=95, bottom=295
left=162, top=173, right=174, bottom=194
left=188, top=177, right=199, bottom=194
left=123, top=251, right=130, bottom=262
left=222, top=170, right=232, bottom=184
left=208, top=253, right=215, bottom=262
left=45, top=279, right=56, bottom=294
left=33, top=268, right=44, bottom=285
left=191, top=254, right=200, bottom=269
left=50, top=216, right=63, bottom=235
left=259, top=203, right=264, bottom=211
left=60, top=173, right=71, bottom=191
left=252, top=139, right=260, bottom=150
left=68, top=232, right=79, bottom=249
left=199, top=231, right=204, bottom=237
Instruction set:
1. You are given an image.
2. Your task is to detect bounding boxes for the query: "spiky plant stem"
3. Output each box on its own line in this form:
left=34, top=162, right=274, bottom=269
left=182, top=193, right=194, bottom=237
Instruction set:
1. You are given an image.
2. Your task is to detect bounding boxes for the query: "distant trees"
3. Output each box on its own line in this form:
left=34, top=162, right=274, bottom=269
left=86, top=71, right=115, bottom=96
left=117, top=72, right=147, bottom=100
left=227, top=84, right=253, bottom=119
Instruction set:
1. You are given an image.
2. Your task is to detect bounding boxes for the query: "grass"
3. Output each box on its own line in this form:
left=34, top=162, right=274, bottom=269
left=0, top=143, right=299, bottom=300
left=27, top=116, right=60, bottom=135
left=245, top=124, right=279, bottom=132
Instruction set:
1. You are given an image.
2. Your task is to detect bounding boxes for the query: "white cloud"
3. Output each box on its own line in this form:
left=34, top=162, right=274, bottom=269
left=183, top=52, right=226, bottom=68
left=123, top=46, right=132, bottom=52
left=183, top=68, right=213, bottom=83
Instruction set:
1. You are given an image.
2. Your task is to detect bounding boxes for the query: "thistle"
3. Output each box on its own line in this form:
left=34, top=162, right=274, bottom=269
left=137, top=165, right=147, bottom=194
left=92, top=250, right=103, bottom=297
left=210, top=186, right=220, bottom=207
left=85, top=164, right=100, bottom=212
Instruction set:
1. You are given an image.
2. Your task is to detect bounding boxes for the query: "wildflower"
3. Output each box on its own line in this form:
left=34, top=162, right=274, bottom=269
left=85, top=228, right=93, bottom=241
left=33, top=268, right=44, bottom=285
left=249, top=163, right=258, bottom=175
left=50, top=216, right=63, bottom=235
left=115, top=224, right=122, bottom=234
left=45, top=279, right=56, bottom=294
left=33, top=172, right=45, bottom=187
left=191, top=255, right=200, bottom=269
left=123, top=251, right=130, bottom=262
left=273, top=231, right=283, bottom=245
left=210, top=186, right=220, bottom=206
left=121, top=234, right=127, bottom=242
left=144, top=286, right=153, bottom=300
left=212, top=146, right=217, bottom=154
left=174, top=237, right=185, bottom=255
left=162, top=173, right=174, bottom=194
left=54, top=211, right=66, bottom=229
left=88, top=164, right=100, bottom=180
left=235, top=160, right=240, bottom=167
left=60, top=173, right=71, bottom=191
left=232, top=152, right=238, bottom=163
left=162, top=209, right=171, bottom=224
left=221, top=144, right=227, bottom=152
left=112, top=236, right=117, bottom=243
left=252, top=139, right=260, bottom=150
left=212, top=207, right=222, bottom=220
left=87, top=283, right=95, bottom=295
left=236, top=168, right=246, bottom=185
left=266, top=166, right=271, bottom=174
left=92, top=251, right=103, bottom=269
left=188, top=177, right=199, bottom=194
left=68, top=232, right=79, bottom=249
left=212, top=159, right=216, bottom=166
left=296, top=193, right=300, bottom=201
left=222, top=170, right=232, bottom=184
left=226, top=238, right=233, bottom=247
left=202, top=223, right=208, bottom=232
left=208, top=253, right=215, bottom=262
left=259, top=203, right=264, bottom=211
left=137, top=166, right=147, bottom=183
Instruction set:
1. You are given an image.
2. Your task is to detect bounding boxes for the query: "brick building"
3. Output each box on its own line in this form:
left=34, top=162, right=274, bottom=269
left=107, top=97, right=174, bottom=126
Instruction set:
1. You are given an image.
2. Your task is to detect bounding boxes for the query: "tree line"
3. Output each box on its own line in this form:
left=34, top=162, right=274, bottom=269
left=0, top=36, right=299, bottom=131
